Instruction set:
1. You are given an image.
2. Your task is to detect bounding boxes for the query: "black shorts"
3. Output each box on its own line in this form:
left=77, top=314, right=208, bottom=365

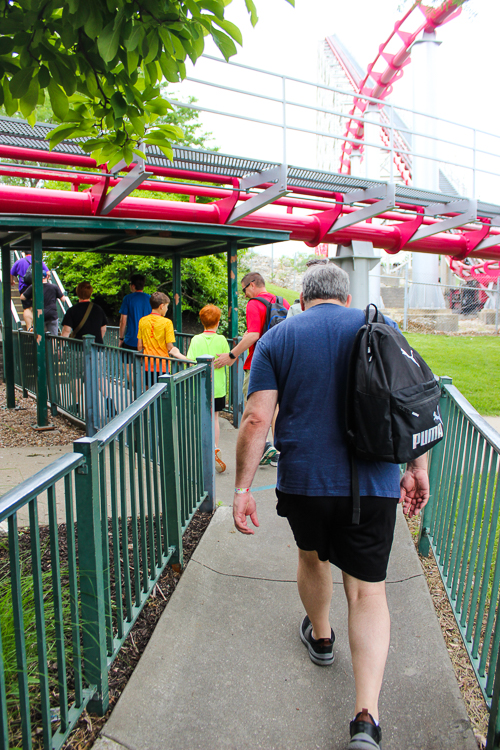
left=276, top=491, right=398, bottom=583
left=214, top=396, right=226, bottom=412
left=21, top=298, right=32, bottom=310
left=121, top=342, right=138, bottom=351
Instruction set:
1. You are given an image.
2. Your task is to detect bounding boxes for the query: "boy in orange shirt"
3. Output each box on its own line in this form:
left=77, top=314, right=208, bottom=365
left=137, top=292, right=188, bottom=383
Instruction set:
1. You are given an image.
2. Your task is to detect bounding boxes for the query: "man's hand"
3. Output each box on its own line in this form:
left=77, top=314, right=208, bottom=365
left=215, top=352, right=234, bottom=369
left=233, top=491, right=259, bottom=535
left=400, top=457, right=430, bottom=517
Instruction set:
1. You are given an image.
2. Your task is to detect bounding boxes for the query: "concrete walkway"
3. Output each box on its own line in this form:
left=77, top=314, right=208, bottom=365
left=91, top=417, right=478, bottom=750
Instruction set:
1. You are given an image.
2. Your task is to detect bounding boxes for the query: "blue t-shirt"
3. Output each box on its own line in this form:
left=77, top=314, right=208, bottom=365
left=248, top=303, right=401, bottom=498
left=119, top=292, right=151, bottom=347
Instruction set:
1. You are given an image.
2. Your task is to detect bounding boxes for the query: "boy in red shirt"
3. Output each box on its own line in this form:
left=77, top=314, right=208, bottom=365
left=214, top=272, right=289, bottom=466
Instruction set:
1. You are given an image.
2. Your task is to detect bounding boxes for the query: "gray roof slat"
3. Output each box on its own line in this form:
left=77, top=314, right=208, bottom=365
left=1, top=115, right=500, bottom=217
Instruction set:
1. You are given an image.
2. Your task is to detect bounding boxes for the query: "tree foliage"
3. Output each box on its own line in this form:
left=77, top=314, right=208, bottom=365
left=0, top=0, right=292, bottom=168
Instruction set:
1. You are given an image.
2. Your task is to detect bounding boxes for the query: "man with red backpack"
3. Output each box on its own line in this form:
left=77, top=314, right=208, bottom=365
left=215, top=272, right=289, bottom=466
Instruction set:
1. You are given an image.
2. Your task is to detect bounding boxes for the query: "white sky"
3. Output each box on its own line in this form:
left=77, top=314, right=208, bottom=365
left=176, top=0, right=499, bottom=257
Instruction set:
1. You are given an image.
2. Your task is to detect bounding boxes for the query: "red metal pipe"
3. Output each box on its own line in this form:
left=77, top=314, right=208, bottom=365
left=1, top=183, right=499, bottom=260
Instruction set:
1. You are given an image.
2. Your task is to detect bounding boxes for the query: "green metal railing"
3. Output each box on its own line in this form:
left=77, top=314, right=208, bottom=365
left=0, top=357, right=214, bottom=749
left=419, top=377, right=500, bottom=749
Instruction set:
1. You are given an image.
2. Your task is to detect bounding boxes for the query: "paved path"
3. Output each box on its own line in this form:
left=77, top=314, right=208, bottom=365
left=91, top=418, right=478, bottom=750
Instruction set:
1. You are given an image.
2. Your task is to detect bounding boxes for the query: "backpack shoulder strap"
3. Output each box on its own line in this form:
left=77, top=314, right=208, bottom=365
left=252, top=296, right=272, bottom=332
left=69, top=301, right=94, bottom=339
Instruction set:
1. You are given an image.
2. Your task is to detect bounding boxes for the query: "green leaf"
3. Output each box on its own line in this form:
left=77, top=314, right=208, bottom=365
left=9, top=66, right=36, bottom=99
left=170, top=33, right=187, bottom=61
left=38, top=65, right=50, bottom=89
left=198, top=0, right=225, bottom=20
left=19, top=75, right=39, bottom=118
left=48, top=123, right=82, bottom=150
left=130, top=116, right=145, bottom=137
left=0, top=84, right=4, bottom=107
left=158, top=27, right=174, bottom=54
left=98, top=21, right=121, bottom=63
left=184, top=0, right=201, bottom=17
left=125, top=24, right=144, bottom=52
left=0, top=37, right=15, bottom=55
left=210, top=28, right=237, bottom=61
left=48, top=79, right=69, bottom=121
left=3, top=79, right=18, bottom=117
left=110, top=91, right=127, bottom=117
left=211, top=17, right=243, bottom=45
left=27, top=110, right=36, bottom=127
left=126, top=49, right=139, bottom=75
left=244, top=0, right=258, bottom=27
left=84, top=8, right=103, bottom=39
left=159, top=53, right=180, bottom=83
left=144, top=31, right=159, bottom=64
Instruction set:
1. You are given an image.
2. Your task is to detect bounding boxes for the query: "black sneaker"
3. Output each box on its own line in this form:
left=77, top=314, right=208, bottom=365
left=299, top=615, right=335, bottom=666
left=348, top=709, right=382, bottom=749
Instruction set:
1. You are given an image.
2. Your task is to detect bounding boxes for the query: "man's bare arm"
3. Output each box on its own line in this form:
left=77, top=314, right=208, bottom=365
left=400, top=453, right=429, bottom=517
left=137, top=338, right=143, bottom=353
left=233, top=389, right=278, bottom=535
left=101, top=325, right=107, bottom=340
left=167, top=343, right=189, bottom=361
left=214, top=330, right=260, bottom=369
left=119, top=314, right=127, bottom=347
left=61, top=325, right=72, bottom=338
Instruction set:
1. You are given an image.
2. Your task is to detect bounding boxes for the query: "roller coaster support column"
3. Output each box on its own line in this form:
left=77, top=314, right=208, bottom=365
left=172, top=254, right=182, bottom=332
left=31, top=231, right=49, bottom=428
left=335, top=241, right=380, bottom=309
left=1, top=245, right=15, bottom=408
left=363, top=106, right=383, bottom=307
left=409, top=30, right=444, bottom=310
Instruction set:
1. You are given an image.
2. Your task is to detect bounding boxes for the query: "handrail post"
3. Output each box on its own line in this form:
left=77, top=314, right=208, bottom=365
left=197, top=356, right=215, bottom=513
left=418, top=375, right=452, bottom=556
left=1, top=245, right=15, bottom=407
left=45, top=334, right=58, bottom=417
left=72, top=436, right=109, bottom=714
left=83, top=334, right=96, bottom=436
left=159, top=375, right=183, bottom=566
left=31, top=230, right=48, bottom=427
left=232, top=341, right=244, bottom=428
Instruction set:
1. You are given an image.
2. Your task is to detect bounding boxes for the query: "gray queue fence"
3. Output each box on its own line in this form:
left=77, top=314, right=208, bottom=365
left=7, top=328, right=244, bottom=433
left=0, top=358, right=214, bottom=750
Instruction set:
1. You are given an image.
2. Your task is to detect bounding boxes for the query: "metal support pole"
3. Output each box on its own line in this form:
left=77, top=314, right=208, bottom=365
left=72, top=437, right=109, bottom=714
left=495, top=278, right=499, bottom=334
left=227, top=242, right=238, bottom=341
left=31, top=231, right=48, bottom=427
left=83, top=334, right=96, bottom=436
left=172, top=254, right=182, bottom=333
left=158, top=374, right=183, bottom=566
left=197, top=355, right=215, bottom=513
left=1, top=246, right=15, bottom=407
left=403, top=263, right=409, bottom=332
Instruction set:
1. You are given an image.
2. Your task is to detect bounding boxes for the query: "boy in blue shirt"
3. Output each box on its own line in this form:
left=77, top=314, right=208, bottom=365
left=119, top=274, right=151, bottom=350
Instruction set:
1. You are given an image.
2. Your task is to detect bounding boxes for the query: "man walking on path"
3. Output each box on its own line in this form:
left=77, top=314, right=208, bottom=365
left=215, top=271, right=289, bottom=466
left=61, top=282, right=108, bottom=343
left=10, top=254, right=50, bottom=330
left=232, top=263, right=430, bottom=750
left=21, top=270, right=70, bottom=335
left=119, top=273, right=151, bottom=350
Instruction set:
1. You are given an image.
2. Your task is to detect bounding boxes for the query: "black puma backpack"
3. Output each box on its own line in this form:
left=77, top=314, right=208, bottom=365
left=346, top=304, right=444, bottom=522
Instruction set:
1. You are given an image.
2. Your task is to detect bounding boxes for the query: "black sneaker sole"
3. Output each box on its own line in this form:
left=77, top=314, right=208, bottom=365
left=299, top=616, right=334, bottom=666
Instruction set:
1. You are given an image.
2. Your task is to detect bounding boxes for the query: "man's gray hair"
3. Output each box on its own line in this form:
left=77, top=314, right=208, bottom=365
left=302, top=263, right=350, bottom=304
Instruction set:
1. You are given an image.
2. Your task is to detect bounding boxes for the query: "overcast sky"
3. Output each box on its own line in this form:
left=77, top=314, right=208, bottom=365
left=177, top=0, right=498, bottom=257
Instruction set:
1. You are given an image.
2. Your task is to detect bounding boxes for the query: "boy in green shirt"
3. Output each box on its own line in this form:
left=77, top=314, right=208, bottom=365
left=187, top=305, right=230, bottom=473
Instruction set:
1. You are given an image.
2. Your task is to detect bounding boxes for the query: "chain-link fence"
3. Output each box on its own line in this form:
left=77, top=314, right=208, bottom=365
left=379, top=273, right=500, bottom=334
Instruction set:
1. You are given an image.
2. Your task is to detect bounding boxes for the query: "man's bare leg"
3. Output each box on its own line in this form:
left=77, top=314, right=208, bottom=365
left=343, top=571, right=390, bottom=723
left=23, top=307, right=33, bottom=330
left=297, top=549, right=332, bottom=640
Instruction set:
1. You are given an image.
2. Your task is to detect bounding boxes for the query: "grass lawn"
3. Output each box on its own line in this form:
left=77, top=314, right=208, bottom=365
left=266, top=282, right=299, bottom=305
left=404, top=333, right=500, bottom=416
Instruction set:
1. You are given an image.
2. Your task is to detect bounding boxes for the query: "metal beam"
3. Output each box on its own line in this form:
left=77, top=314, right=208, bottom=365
left=329, top=183, right=396, bottom=234
left=226, top=165, right=288, bottom=224
left=31, top=231, right=48, bottom=428
left=407, top=199, right=477, bottom=243
left=99, top=144, right=148, bottom=216
left=1, top=245, right=15, bottom=407
left=472, top=216, right=500, bottom=253
left=172, top=254, right=182, bottom=333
